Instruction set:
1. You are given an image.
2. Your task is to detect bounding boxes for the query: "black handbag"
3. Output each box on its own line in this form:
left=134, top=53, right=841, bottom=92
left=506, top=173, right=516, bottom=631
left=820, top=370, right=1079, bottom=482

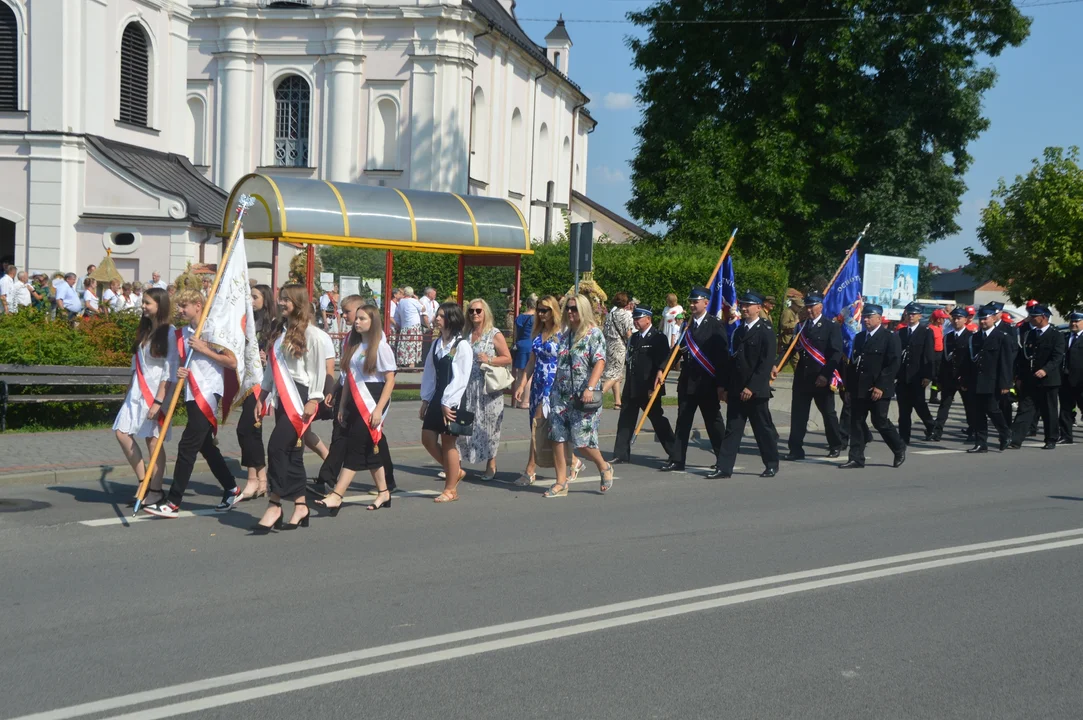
left=448, top=408, right=475, bottom=436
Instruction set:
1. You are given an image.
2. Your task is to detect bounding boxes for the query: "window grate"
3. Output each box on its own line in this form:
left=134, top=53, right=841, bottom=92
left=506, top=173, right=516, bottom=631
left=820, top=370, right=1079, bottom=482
left=274, top=75, right=310, bottom=167
left=0, top=2, right=17, bottom=111
left=118, top=24, right=149, bottom=126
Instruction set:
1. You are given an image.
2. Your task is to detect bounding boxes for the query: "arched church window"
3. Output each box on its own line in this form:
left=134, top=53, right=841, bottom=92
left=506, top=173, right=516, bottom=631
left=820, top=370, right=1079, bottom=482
left=274, top=75, right=310, bottom=167
left=118, top=23, right=150, bottom=126
left=371, top=97, right=398, bottom=170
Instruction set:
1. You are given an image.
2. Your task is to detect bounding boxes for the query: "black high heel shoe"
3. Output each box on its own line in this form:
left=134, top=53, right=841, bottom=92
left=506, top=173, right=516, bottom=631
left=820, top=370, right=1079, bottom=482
left=282, top=504, right=311, bottom=530
left=250, top=500, right=283, bottom=534
left=367, top=490, right=392, bottom=511
left=316, top=491, right=346, bottom=518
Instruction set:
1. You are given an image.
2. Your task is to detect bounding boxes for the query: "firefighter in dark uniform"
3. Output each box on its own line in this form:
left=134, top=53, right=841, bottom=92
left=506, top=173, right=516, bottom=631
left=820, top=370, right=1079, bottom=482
left=839, top=304, right=907, bottom=469
left=708, top=290, right=780, bottom=479
left=959, top=305, right=1013, bottom=453
left=660, top=286, right=728, bottom=472
left=931, top=306, right=973, bottom=441
left=1058, top=310, right=1083, bottom=444
left=988, top=302, right=1020, bottom=425
left=612, top=305, right=677, bottom=464
left=895, top=302, right=937, bottom=444
left=783, top=291, right=844, bottom=460
left=1008, top=304, right=1065, bottom=449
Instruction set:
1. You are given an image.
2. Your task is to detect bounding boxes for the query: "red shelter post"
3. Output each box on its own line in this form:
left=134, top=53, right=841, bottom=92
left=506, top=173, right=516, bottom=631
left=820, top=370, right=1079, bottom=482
left=384, top=249, right=394, bottom=337
left=305, top=244, right=316, bottom=301
left=271, top=237, right=280, bottom=291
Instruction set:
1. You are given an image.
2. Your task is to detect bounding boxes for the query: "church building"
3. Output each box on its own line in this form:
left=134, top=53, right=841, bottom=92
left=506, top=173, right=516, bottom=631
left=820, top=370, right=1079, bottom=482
left=0, top=0, right=631, bottom=283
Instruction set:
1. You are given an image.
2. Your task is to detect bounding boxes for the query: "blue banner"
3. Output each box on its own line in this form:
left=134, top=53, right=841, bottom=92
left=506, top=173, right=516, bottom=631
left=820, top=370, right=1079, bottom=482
left=823, top=251, right=863, bottom=357
left=708, top=254, right=740, bottom=342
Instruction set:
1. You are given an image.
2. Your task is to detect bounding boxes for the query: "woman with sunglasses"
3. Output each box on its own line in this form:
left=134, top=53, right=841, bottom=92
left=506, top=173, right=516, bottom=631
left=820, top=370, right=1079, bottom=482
left=512, top=295, right=563, bottom=486
left=544, top=293, right=614, bottom=497
left=458, top=299, right=513, bottom=480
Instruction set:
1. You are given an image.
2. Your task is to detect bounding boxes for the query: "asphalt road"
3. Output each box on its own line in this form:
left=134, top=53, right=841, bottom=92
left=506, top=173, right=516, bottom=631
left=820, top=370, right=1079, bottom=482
left=2, top=413, right=1082, bottom=719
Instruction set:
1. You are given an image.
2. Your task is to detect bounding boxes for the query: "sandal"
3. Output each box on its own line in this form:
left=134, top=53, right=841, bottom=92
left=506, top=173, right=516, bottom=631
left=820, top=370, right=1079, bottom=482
left=434, top=490, right=459, bottom=503
left=542, top=483, right=568, bottom=498
left=513, top=472, right=536, bottom=487
left=479, top=466, right=498, bottom=481
left=315, top=490, right=345, bottom=517
left=600, top=464, right=614, bottom=493
left=239, top=482, right=267, bottom=501
left=569, top=458, right=585, bottom=483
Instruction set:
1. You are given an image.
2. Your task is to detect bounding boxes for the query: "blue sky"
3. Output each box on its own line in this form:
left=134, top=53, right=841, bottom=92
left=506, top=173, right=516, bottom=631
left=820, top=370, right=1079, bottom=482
left=514, top=0, right=1083, bottom=268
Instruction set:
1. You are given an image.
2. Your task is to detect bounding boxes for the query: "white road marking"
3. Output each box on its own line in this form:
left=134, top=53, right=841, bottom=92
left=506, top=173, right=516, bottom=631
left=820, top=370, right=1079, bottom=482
left=19, top=527, right=1083, bottom=720
left=914, top=449, right=964, bottom=455
left=102, top=537, right=1083, bottom=720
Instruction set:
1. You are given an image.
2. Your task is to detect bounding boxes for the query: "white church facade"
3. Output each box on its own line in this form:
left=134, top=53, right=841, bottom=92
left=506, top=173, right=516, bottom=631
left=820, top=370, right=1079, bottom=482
left=0, top=0, right=637, bottom=283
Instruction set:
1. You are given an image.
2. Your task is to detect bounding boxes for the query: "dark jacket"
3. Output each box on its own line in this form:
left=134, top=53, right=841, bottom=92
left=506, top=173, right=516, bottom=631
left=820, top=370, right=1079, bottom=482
left=726, top=319, right=775, bottom=398
left=938, top=328, right=969, bottom=389
left=846, top=327, right=901, bottom=400
left=623, top=327, right=669, bottom=402
left=793, top=316, right=844, bottom=392
left=1016, top=326, right=1065, bottom=388
left=1065, top=331, right=1083, bottom=388
left=896, top=322, right=936, bottom=386
left=678, top=313, right=729, bottom=396
left=960, top=328, right=1013, bottom=395
left=994, top=320, right=1020, bottom=377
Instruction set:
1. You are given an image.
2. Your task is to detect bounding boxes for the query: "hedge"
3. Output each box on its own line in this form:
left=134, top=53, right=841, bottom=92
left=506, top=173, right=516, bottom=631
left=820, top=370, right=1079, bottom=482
left=319, top=242, right=790, bottom=326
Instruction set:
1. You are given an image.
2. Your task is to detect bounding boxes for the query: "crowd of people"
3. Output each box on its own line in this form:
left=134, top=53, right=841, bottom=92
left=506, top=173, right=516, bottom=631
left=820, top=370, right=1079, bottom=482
left=97, top=267, right=1081, bottom=528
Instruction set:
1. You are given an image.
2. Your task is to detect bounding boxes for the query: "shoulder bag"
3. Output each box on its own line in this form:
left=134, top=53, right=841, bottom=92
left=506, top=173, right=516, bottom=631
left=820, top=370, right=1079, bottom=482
left=565, top=332, right=603, bottom=412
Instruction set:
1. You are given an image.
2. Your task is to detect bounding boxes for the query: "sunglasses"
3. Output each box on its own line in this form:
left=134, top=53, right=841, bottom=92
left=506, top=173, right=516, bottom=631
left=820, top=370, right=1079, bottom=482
left=537, top=308, right=551, bottom=315
left=469, top=308, right=484, bottom=315
left=566, top=305, right=579, bottom=312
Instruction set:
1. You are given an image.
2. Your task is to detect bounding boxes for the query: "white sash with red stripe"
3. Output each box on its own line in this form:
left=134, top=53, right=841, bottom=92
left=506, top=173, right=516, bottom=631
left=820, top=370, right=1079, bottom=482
left=177, top=328, right=219, bottom=433
left=269, top=335, right=313, bottom=440
left=797, top=328, right=843, bottom=388
left=134, top=345, right=165, bottom=429
left=345, top=347, right=384, bottom=445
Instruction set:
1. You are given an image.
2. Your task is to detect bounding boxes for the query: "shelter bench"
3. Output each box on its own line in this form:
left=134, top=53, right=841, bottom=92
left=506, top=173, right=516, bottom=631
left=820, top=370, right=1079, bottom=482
left=0, top=364, right=130, bottom=432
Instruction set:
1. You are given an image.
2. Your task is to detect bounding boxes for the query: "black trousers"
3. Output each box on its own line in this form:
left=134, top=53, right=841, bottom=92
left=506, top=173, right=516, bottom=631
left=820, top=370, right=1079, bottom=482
left=1011, top=385, right=1060, bottom=445
left=317, top=419, right=397, bottom=490
left=613, top=393, right=675, bottom=462
left=998, top=394, right=1014, bottom=427
left=235, top=393, right=265, bottom=469
left=1059, top=384, right=1082, bottom=442
left=839, top=391, right=873, bottom=447
left=787, top=386, right=843, bottom=456
left=933, top=386, right=965, bottom=434
left=966, top=391, right=1010, bottom=448
left=670, top=390, right=725, bottom=466
left=846, top=396, right=905, bottom=465
left=167, top=399, right=236, bottom=506
left=896, top=381, right=935, bottom=444
left=268, top=384, right=309, bottom=499
left=715, top=396, right=779, bottom=474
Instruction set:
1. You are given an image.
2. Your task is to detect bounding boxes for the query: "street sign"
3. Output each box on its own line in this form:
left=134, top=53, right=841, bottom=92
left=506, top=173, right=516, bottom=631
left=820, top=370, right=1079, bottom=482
left=569, top=222, right=594, bottom=273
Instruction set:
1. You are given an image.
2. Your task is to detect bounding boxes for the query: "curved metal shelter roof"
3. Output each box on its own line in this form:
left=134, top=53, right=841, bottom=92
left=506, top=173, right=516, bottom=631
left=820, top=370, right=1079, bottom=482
left=223, top=174, right=531, bottom=255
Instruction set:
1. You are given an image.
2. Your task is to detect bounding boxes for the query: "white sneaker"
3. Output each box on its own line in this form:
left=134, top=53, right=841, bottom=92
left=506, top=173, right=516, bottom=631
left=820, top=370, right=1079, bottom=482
left=143, top=501, right=181, bottom=518
left=215, top=487, right=241, bottom=512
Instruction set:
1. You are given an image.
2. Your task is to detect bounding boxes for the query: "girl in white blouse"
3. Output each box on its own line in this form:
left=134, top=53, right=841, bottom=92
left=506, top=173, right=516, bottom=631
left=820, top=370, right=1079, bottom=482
left=254, top=284, right=335, bottom=531
left=316, top=304, right=397, bottom=514
left=113, top=287, right=177, bottom=506
left=420, top=302, right=473, bottom=503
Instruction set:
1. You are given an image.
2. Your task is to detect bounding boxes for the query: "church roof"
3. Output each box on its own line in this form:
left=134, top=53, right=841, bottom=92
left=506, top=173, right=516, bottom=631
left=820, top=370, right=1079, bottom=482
left=466, top=0, right=584, bottom=97
left=545, top=16, right=572, bottom=44
left=571, top=191, right=650, bottom=239
left=85, top=135, right=228, bottom=229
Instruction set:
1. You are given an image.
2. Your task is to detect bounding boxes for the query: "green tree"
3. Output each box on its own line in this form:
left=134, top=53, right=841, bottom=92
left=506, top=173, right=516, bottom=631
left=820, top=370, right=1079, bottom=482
left=627, top=0, right=1030, bottom=286
left=967, top=146, right=1083, bottom=314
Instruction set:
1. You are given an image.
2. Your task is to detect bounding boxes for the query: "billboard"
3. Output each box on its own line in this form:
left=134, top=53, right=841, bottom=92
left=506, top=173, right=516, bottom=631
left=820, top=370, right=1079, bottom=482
left=862, top=254, right=919, bottom=321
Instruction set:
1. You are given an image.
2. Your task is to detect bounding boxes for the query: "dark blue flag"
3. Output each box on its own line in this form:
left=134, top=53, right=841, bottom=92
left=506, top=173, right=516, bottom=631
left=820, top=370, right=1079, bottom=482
left=823, top=250, right=863, bottom=357
left=708, top=255, right=739, bottom=341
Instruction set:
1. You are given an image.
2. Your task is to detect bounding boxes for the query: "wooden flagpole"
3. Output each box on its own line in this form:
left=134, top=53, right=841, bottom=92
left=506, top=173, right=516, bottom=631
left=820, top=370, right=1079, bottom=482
left=772, top=223, right=870, bottom=375
left=133, top=195, right=256, bottom=514
left=632, top=228, right=738, bottom=445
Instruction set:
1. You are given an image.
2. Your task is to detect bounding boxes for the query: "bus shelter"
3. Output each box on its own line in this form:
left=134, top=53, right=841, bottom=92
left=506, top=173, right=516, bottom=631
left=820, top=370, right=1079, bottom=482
left=222, top=174, right=532, bottom=333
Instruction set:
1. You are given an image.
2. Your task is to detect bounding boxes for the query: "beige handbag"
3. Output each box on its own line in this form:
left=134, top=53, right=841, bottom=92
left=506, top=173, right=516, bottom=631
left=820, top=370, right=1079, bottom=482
left=532, top=414, right=555, bottom=468
left=481, top=363, right=514, bottom=394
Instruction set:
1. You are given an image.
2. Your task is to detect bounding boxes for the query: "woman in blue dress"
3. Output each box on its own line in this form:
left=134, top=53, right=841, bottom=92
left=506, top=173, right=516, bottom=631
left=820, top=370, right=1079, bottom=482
left=512, top=295, right=562, bottom=486
left=512, top=294, right=537, bottom=408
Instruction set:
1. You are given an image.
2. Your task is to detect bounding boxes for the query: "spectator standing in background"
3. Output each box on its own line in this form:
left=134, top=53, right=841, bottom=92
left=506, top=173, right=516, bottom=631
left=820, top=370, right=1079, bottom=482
left=82, top=277, right=101, bottom=317
left=395, top=287, right=426, bottom=367
left=30, top=274, right=51, bottom=312
left=131, top=282, right=144, bottom=308
left=662, top=293, right=683, bottom=349
left=79, top=265, right=97, bottom=291
left=319, top=284, right=339, bottom=331
left=0, top=264, right=15, bottom=313
left=11, top=271, right=32, bottom=313
left=55, top=273, right=83, bottom=320
left=103, top=279, right=122, bottom=313
left=149, top=271, right=167, bottom=290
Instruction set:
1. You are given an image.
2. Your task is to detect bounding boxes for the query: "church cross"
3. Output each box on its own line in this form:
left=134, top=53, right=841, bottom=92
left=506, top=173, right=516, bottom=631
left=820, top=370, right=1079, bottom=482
left=530, top=181, right=568, bottom=243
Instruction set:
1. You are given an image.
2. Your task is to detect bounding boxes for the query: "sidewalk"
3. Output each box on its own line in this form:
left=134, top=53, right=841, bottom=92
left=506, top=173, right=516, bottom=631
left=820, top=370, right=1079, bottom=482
left=0, top=377, right=804, bottom=486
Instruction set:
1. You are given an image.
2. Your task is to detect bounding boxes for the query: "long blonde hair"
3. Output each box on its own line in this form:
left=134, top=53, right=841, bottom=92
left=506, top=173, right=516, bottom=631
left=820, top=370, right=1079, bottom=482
left=533, top=295, right=560, bottom=341
left=466, top=298, right=494, bottom=335
left=562, top=293, right=597, bottom=344
left=275, top=284, right=313, bottom=358
left=342, top=305, right=384, bottom=377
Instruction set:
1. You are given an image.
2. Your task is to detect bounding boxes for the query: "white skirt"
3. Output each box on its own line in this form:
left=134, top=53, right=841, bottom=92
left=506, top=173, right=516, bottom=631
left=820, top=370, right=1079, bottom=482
left=112, top=383, right=170, bottom=440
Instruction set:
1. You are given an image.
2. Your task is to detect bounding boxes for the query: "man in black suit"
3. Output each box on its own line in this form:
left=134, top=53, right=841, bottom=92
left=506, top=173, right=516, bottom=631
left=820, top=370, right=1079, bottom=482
left=661, top=286, right=728, bottom=472
left=613, top=305, right=677, bottom=463
left=784, top=291, right=844, bottom=460
left=839, top=304, right=906, bottom=469
left=708, top=290, right=780, bottom=478
left=988, top=303, right=1020, bottom=425
left=931, top=306, right=973, bottom=441
left=895, top=302, right=937, bottom=444
left=959, top=305, right=1013, bottom=453
left=1058, top=310, right=1083, bottom=444
left=1009, top=304, right=1065, bottom=449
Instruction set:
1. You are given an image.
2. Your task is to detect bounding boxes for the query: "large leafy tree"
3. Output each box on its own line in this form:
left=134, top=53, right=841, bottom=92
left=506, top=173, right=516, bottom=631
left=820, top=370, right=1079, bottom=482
left=968, top=146, right=1083, bottom=314
left=627, top=0, right=1030, bottom=285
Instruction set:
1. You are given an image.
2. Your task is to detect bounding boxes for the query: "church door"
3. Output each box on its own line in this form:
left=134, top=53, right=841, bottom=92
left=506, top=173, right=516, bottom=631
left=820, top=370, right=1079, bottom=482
left=0, top=217, right=14, bottom=270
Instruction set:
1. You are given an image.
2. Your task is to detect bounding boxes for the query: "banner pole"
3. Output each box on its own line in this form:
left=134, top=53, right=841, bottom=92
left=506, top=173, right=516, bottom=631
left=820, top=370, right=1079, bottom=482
left=772, top=223, right=870, bottom=375
left=632, top=228, right=737, bottom=445
left=133, top=195, right=256, bottom=515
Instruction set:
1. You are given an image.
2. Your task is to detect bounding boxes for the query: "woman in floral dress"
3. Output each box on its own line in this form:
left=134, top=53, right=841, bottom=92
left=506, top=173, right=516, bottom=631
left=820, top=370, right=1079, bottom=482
left=457, top=299, right=513, bottom=480
left=544, top=293, right=614, bottom=498
left=512, top=295, right=563, bottom=486
left=601, top=292, right=633, bottom=409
